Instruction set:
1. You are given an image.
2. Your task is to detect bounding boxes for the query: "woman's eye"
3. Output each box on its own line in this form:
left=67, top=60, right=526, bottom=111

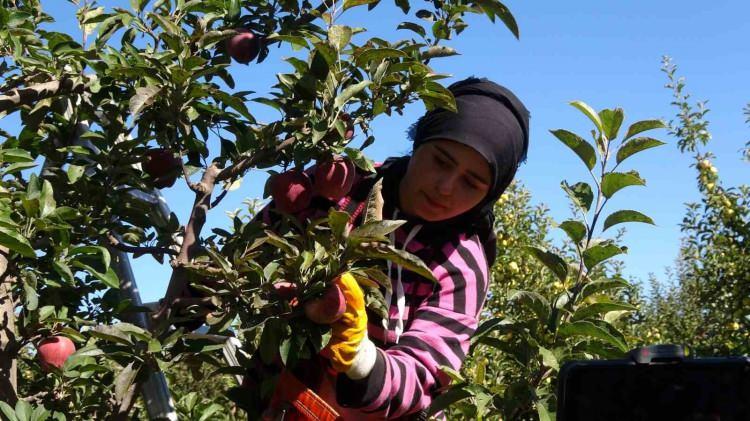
left=463, top=178, right=479, bottom=190
left=434, top=155, right=450, bottom=168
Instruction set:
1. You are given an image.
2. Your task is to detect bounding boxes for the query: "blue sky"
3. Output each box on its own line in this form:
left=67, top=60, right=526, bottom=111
left=6, top=1, right=749, bottom=303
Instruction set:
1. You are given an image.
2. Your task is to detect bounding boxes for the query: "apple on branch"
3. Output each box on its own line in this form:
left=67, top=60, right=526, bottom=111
left=227, top=29, right=262, bottom=64
left=314, top=155, right=356, bottom=201
left=37, top=336, right=76, bottom=372
left=270, top=169, right=313, bottom=214
left=142, top=148, right=182, bottom=189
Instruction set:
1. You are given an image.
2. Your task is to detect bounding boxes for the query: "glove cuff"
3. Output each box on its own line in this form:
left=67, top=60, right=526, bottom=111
left=345, top=336, right=377, bottom=380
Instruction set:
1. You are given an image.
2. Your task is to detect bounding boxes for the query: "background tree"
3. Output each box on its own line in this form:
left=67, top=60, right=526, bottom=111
left=634, top=58, right=749, bottom=357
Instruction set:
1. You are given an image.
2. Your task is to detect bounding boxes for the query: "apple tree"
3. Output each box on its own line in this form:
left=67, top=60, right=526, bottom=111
left=633, top=58, right=749, bottom=356
left=0, top=0, right=521, bottom=417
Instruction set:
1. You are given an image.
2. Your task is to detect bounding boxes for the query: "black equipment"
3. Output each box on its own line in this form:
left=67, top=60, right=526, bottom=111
left=557, top=344, right=750, bottom=421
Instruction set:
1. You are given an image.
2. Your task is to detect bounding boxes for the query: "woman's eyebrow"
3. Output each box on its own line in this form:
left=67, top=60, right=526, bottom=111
left=434, top=144, right=490, bottom=185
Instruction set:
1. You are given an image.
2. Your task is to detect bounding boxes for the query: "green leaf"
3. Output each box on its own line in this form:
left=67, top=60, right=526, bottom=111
left=550, top=129, right=597, bottom=170
left=0, top=226, right=35, bottom=258
left=427, top=386, right=472, bottom=415
left=0, top=148, right=34, bottom=163
left=2, top=162, right=37, bottom=176
left=558, top=220, right=586, bottom=245
left=344, top=147, right=375, bottom=172
left=334, top=81, right=372, bottom=109
left=0, top=401, right=17, bottom=421
left=601, top=171, right=645, bottom=198
left=52, top=261, right=75, bottom=284
left=23, top=282, right=37, bottom=311
left=71, top=261, right=119, bottom=289
left=354, top=243, right=436, bottom=282
left=66, top=165, right=86, bottom=183
left=91, top=325, right=133, bottom=346
left=570, top=100, right=604, bottom=134
left=149, top=12, right=181, bottom=36
left=362, top=178, right=384, bottom=224
left=30, top=404, right=49, bottom=421
left=623, top=119, right=667, bottom=140
left=349, top=220, right=405, bottom=241
left=70, top=246, right=111, bottom=269
left=129, top=85, right=161, bottom=117
left=204, top=247, right=232, bottom=275
left=196, top=29, right=235, bottom=49
left=354, top=48, right=407, bottom=66
left=475, top=0, right=519, bottom=39
left=603, top=210, right=654, bottom=231
left=572, top=300, right=637, bottom=321
left=328, top=210, right=350, bottom=240
left=397, top=22, right=426, bottom=37
left=579, top=278, right=630, bottom=300
left=39, top=180, right=56, bottom=218
left=537, top=401, right=553, bottom=421
left=421, top=45, right=458, bottom=59
left=558, top=320, right=628, bottom=352
left=343, top=0, right=379, bottom=10
left=14, top=401, right=31, bottom=421
left=509, top=290, right=549, bottom=321
left=616, top=137, right=666, bottom=164
left=561, top=181, right=593, bottom=212
left=599, top=107, right=624, bottom=140
left=115, top=362, right=139, bottom=405
left=582, top=241, right=626, bottom=270
left=328, top=25, right=352, bottom=50
left=538, top=346, right=559, bottom=371
left=131, top=0, right=150, bottom=12
left=523, top=246, right=568, bottom=281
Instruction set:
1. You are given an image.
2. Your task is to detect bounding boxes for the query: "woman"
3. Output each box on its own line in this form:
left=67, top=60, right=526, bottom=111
left=259, top=76, right=530, bottom=420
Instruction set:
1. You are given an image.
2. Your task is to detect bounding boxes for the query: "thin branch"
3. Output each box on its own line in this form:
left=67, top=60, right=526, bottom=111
left=216, top=135, right=296, bottom=182
left=0, top=78, right=86, bottom=113
left=106, top=232, right=179, bottom=257
left=210, top=188, right=228, bottom=209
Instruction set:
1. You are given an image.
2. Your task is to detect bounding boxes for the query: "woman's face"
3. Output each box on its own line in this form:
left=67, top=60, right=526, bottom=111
left=399, top=139, right=492, bottom=222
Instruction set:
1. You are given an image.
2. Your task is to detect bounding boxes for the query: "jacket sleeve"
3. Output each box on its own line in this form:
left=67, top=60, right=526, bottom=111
left=336, top=234, right=490, bottom=418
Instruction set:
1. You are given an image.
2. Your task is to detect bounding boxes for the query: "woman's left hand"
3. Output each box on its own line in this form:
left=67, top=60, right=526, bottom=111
left=323, top=273, right=377, bottom=379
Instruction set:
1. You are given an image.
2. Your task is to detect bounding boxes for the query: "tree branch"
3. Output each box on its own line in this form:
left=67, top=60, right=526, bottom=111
left=0, top=243, right=18, bottom=405
left=216, top=135, right=296, bottom=182
left=0, top=78, right=86, bottom=114
left=106, top=232, right=179, bottom=257
left=154, top=164, right=221, bottom=327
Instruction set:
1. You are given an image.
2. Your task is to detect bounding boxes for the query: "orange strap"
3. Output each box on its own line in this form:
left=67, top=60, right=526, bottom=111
left=268, top=369, right=342, bottom=421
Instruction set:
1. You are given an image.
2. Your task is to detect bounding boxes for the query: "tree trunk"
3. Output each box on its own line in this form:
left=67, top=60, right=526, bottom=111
left=0, top=246, right=18, bottom=405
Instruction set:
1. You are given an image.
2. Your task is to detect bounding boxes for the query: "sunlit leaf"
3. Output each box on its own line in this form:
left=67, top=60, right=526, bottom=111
left=616, top=137, right=666, bottom=164
left=601, top=171, right=645, bottom=198
left=550, top=129, right=596, bottom=170
left=623, top=119, right=667, bottom=140
left=603, top=209, right=654, bottom=231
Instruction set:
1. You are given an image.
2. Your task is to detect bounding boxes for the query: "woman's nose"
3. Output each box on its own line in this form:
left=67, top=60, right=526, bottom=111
left=436, top=174, right=456, bottom=196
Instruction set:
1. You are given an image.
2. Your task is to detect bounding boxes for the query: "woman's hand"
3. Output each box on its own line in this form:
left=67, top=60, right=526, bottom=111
left=323, top=273, right=377, bottom=379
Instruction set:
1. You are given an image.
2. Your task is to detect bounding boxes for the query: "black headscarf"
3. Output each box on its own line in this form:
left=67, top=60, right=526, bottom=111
left=378, top=77, right=530, bottom=266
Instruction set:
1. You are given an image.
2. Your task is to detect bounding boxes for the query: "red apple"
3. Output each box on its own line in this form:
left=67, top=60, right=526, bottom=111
left=271, top=281, right=299, bottom=300
left=304, top=284, right=346, bottom=325
left=339, top=113, right=355, bottom=140
left=37, top=336, right=76, bottom=371
left=271, top=169, right=313, bottom=214
left=227, top=29, right=261, bottom=64
left=314, top=156, right=356, bottom=201
left=142, top=148, right=181, bottom=188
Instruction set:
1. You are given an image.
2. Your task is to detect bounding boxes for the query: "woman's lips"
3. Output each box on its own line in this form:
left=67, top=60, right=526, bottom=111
left=422, top=191, right=448, bottom=209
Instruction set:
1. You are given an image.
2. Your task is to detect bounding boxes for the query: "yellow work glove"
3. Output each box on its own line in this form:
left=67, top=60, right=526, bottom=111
left=324, top=273, right=376, bottom=379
